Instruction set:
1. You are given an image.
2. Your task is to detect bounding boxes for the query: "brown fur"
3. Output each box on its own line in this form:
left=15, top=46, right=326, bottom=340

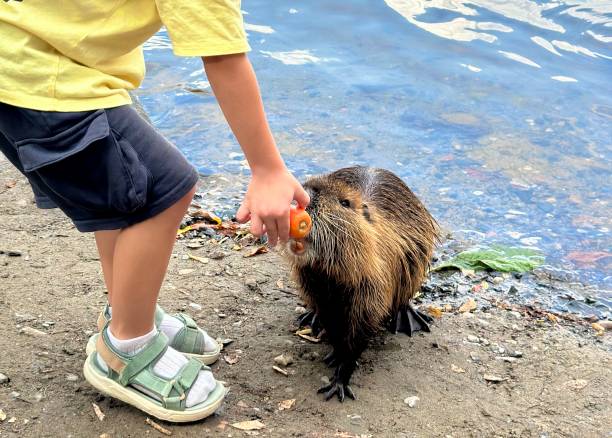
left=287, top=166, right=439, bottom=340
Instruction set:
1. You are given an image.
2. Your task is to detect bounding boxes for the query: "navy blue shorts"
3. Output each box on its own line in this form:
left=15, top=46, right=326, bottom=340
left=0, top=103, right=198, bottom=232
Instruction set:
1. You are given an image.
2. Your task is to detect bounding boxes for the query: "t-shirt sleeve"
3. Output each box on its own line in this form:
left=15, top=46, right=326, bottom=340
left=156, top=0, right=250, bottom=57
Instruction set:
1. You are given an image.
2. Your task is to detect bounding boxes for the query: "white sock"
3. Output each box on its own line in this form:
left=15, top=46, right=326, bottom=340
left=97, top=327, right=216, bottom=408
left=107, top=306, right=218, bottom=353
left=159, top=314, right=219, bottom=353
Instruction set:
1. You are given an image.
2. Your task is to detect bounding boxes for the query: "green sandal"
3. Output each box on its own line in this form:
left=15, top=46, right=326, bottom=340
left=83, top=324, right=225, bottom=423
left=85, top=305, right=221, bottom=365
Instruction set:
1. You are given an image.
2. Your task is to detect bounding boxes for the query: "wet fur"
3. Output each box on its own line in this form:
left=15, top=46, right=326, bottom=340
left=285, top=166, right=439, bottom=400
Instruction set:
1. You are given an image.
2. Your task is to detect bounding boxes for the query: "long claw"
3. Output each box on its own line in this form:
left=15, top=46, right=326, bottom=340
left=345, top=385, right=356, bottom=400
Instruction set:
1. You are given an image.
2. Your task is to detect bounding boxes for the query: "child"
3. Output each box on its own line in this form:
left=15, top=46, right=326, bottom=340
left=0, top=0, right=309, bottom=422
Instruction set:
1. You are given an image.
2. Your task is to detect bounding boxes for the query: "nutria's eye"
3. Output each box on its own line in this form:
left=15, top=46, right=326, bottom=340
left=340, top=199, right=351, bottom=208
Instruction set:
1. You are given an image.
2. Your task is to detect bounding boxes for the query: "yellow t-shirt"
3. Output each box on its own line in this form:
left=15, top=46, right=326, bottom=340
left=0, top=0, right=250, bottom=112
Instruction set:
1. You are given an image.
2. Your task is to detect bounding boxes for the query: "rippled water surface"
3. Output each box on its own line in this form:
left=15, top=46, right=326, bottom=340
left=137, top=1, right=611, bottom=310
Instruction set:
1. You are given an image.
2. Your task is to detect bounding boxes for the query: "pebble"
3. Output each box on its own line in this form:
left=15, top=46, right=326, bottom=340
left=497, top=356, right=517, bottom=363
left=347, top=414, right=362, bottom=426
left=509, top=311, right=522, bottom=319
left=492, top=276, right=504, bottom=285
left=245, top=278, right=259, bottom=290
left=189, top=302, right=202, bottom=311
left=0, top=408, right=5, bottom=422
left=469, top=352, right=480, bottom=363
left=507, top=285, right=519, bottom=294
left=467, top=335, right=479, bottom=343
left=483, top=374, right=505, bottom=383
left=274, top=354, right=294, bottom=367
left=321, top=376, right=330, bottom=385
left=178, top=268, right=194, bottom=276
left=295, top=306, right=307, bottom=314
left=66, top=374, right=79, bottom=382
left=403, top=396, right=419, bottom=408
left=209, top=250, right=226, bottom=260
left=10, top=391, right=20, bottom=399
left=0, top=373, right=9, bottom=384
left=20, top=326, right=47, bottom=337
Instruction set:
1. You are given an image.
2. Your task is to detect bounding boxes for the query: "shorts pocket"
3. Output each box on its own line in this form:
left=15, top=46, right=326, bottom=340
left=16, top=110, right=150, bottom=214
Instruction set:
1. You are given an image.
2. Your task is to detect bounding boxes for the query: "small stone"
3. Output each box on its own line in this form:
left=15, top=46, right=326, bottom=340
left=245, top=278, right=259, bottom=291
left=481, top=338, right=490, bottom=346
left=295, top=306, right=307, bottom=314
left=189, top=302, right=202, bottom=311
left=274, top=354, right=294, bottom=367
left=467, top=335, right=479, bottom=343
left=33, top=393, right=43, bottom=402
left=0, top=373, right=9, bottom=384
left=321, top=376, right=330, bottom=385
left=209, top=250, right=226, bottom=260
left=508, top=350, right=523, bottom=358
left=492, top=276, right=504, bottom=284
left=8, top=417, right=16, bottom=424
left=507, top=285, right=519, bottom=294
left=84, top=330, right=94, bottom=336
left=469, top=352, right=480, bottom=363
left=0, top=409, right=6, bottom=421
left=483, top=374, right=505, bottom=383
left=404, top=396, right=419, bottom=408
left=347, top=414, right=362, bottom=426
left=10, top=391, right=20, bottom=399
left=20, top=326, right=47, bottom=337
left=497, top=356, right=517, bottom=363
left=509, top=311, right=522, bottom=319
left=66, top=374, right=79, bottom=382
left=178, top=268, right=195, bottom=276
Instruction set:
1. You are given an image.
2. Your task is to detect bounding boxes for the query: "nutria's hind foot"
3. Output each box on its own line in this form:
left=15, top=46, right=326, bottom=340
left=389, top=303, right=432, bottom=336
left=318, top=364, right=356, bottom=402
left=297, top=310, right=323, bottom=336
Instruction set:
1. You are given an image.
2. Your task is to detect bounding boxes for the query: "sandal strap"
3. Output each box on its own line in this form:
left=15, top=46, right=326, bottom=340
left=170, top=313, right=205, bottom=354
left=95, top=323, right=210, bottom=411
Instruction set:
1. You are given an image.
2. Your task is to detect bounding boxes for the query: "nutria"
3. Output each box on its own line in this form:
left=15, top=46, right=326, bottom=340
left=284, top=166, right=439, bottom=401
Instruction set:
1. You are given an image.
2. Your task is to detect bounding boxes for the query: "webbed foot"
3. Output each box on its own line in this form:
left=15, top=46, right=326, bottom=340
left=318, top=377, right=356, bottom=402
left=388, top=303, right=432, bottom=336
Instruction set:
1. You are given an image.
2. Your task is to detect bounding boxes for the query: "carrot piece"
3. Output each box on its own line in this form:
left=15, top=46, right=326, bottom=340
left=289, top=206, right=312, bottom=239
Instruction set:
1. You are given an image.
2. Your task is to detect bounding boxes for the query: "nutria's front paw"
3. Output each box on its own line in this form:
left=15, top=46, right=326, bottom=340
left=317, top=377, right=356, bottom=402
left=297, top=310, right=324, bottom=336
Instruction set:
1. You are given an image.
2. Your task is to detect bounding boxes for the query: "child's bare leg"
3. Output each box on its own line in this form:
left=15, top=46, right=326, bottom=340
left=109, top=186, right=196, bottom=340
left=94, top=230, right=120, bottom=305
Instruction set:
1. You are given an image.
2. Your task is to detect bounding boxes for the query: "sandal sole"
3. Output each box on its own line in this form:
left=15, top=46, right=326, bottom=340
left=85, top=335, right=221, bottom=365
left=83, top=353, right=225, bottom=423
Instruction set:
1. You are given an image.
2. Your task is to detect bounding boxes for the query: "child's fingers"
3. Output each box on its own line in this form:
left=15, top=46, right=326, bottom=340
left=277, top=213, right=290, bottom=242
left=250, top=214, right=264, bottom=237
left=265, top=218, right=279, bottom=247
left=236, top=202, right=251, bottom=223
left=294, top=185, right=311, bottom=208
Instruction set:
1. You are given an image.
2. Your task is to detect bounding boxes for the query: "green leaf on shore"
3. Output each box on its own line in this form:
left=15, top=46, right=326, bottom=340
left=433, top=246, right=544, bottom=273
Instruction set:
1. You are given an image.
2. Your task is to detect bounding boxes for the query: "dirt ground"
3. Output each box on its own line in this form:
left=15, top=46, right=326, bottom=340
left=0, top=160, right=610, bottom=438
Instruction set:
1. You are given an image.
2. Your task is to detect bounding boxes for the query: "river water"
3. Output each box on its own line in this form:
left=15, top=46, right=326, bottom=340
left=137, top=0, right=611, bottom=317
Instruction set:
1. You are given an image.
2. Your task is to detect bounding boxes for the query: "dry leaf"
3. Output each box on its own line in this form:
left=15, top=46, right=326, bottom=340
left=546, top=313, right=559, bottom=323
left=591, top=323, right=605, bottom=336
left=231, top=420, right=266, bottom=431
left=145, top=418, right=172, bottom=435
left=451, top=364, right=465, bottom=373
left=189, top=209, right=222, bottom=225
left=245, top=245, right=269, bottom=258
left=278, top=399, right=296, bottom=411
left=426, top=305, right=443, bottom=319
left=297, top=333, right=321, bottom=343
left=92, top=403, right=105, bottom=421
left=295, top=328, right=312, bottom=336
left=224, top=353, right=239, bottom=365
left=458, top=298, right=477, bottom=313
left=273, top=366, right=288, bottom=376
left=188, top=253, right=209, bottom=264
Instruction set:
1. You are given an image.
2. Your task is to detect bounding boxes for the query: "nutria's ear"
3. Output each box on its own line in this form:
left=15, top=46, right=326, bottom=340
left=362, top=204, right=372, bottom=222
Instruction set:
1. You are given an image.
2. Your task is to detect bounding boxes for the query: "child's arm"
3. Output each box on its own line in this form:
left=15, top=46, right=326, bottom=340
left=202, top=53, right=309, bottom=247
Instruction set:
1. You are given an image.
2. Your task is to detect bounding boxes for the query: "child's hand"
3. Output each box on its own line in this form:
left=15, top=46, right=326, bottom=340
left=236, top=168, right=310, bottom=247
